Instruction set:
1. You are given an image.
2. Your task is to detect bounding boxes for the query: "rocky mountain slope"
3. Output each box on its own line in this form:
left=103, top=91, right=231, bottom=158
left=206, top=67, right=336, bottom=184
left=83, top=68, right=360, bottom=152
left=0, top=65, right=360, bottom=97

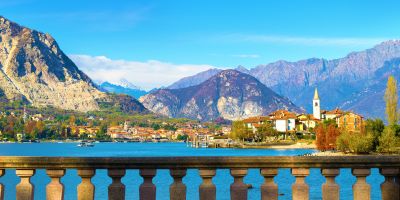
left=0, top=16, right=147, bottom=113
left=140, top=70, right=303, bottom=121
left=168, top=41, right=400, bottom=116
left=341, top=58, right=400, bottom=118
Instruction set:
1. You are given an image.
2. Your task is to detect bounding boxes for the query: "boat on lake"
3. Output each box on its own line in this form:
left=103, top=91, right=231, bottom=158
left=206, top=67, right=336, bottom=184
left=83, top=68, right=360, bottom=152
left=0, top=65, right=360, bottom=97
left=77, top=141, right=95, bottom=147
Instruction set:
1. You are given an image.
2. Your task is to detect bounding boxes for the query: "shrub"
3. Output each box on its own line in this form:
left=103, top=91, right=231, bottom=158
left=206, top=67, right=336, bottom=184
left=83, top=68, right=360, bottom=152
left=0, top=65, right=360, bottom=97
left=336, top=132, right=350, bottom=152
left=349, top=132, right=374, bottom=153
left=378, top=126, right=400, bottom=153
left=336, top=131, right=374, bottom=154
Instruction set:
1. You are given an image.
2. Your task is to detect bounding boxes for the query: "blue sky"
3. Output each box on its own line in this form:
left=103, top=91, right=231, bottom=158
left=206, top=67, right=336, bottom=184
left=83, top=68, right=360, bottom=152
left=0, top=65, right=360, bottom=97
left=2, top=0, right=400, bottom=89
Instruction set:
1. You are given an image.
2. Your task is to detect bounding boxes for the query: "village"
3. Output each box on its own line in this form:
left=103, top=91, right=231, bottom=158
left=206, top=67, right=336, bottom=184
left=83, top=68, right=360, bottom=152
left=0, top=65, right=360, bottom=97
left=0, top=88, right=363, bottom=148
left=83, top=88, right=363, bottom=148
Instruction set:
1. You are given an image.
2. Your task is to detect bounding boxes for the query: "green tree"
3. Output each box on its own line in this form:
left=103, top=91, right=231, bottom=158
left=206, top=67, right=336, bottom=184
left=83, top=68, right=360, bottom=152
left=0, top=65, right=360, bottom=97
left=230, top=121, right=246, bottom=141
left=385, top=75, right=398, bottom=126
left=379, top=76, right=400, bottom=152
left=378, top=126, right=399, bottom=153
left=364, top=119, right=385, bottom=150
left=256, top=120, right=277, bottom=142
left=176, top=134, right=188, bottom=141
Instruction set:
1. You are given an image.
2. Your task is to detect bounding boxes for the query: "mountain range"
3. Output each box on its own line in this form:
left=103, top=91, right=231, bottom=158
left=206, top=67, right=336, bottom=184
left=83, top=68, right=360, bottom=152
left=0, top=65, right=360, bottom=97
left=99, top=79, right=147, bottom=99
left=2, top=15, right=400, bottom=121
left=0, top=16, right=147, bottom=114
left=140, top=70, right=302, bottom=121
left=168, top=41, right=400, bottom=119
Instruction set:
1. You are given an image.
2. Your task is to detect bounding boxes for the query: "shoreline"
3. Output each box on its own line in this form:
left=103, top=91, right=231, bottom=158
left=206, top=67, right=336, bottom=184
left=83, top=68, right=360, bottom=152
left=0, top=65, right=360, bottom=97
left=239, top=143, right=316, bottom=149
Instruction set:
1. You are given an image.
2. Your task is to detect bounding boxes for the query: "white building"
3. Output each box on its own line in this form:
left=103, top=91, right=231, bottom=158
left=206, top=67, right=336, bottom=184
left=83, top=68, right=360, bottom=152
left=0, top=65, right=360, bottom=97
left=268, top=110, right=297, bottom=132
left=313, top=88, right=321, bottom=120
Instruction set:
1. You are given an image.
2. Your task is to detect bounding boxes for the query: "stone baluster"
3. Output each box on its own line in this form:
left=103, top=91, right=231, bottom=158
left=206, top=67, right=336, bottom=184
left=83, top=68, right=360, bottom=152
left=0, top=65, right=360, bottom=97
left=0, top=169, right=4, bottom=200
left=230, top=168, right=248, bottom=200
left=380, top=168, right=399, bottom=200
left=199, top=169, right=216, bottom=200
left=322, top=168, right=340, bottom=200
left=46, top=169, right=65, bottom=200
left=139, top=169, right=156, bottom=200
left=77, top=169, right=95, bottom=200
left=108, top=169, right=126, bottom=200
left=352, top=168, right=370, bottom=200
left=291, top=168, right=309, bottom=200
left=170, top=169, right=186, bottom=200
left=16, top=169, right=36, bottom=200
left=260, top=168, right=278, bottom=200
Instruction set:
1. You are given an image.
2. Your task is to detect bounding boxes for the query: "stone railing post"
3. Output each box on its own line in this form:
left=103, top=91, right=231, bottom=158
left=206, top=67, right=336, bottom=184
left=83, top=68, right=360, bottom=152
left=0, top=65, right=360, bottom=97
left=352, top=168, right=370, bottom=200
left=0, top=169, right=4, bottom=200
left=77, top=169, right=95, bottom=200
left=170, top=169, right=187, bottom=200
left=322, top=168, right=340, bottom=200
left=16, top=169, right=36, bottom=200
left=291, top=168, right=309, bottom=200
left=108, top=169, right=126, bottom=200
left=199, top=169, right=216, bottom=200
left=46, top=169, right=66, bottom=200
left=139, top=169, right=156, bottom=200
left=230, top=168, right=248, bottom=200
left=260, top=168, right=278, bottom=200
left=380, top=168, right=399, bottom=200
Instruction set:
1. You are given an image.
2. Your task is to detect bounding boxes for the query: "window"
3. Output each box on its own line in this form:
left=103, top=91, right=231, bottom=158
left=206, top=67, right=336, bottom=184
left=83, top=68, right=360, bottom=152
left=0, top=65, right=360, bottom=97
left=314, top=102, right=318, bottom=106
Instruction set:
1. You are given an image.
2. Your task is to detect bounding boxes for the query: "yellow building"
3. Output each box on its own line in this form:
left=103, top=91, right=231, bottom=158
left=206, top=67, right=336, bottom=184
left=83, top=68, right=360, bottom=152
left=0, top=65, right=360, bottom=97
left=297, top=114, right=319, bottom=131
left=336, top=112, right=363, bottom=132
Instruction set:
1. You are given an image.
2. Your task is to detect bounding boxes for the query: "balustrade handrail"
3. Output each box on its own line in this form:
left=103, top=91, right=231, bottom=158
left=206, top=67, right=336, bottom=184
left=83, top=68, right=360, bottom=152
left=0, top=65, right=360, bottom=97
left=0, top=155, right=399, bottom=169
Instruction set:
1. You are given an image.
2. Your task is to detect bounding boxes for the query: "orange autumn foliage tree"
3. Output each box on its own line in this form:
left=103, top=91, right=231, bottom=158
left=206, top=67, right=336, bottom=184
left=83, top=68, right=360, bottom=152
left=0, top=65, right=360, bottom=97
left=315, top=121, right=341, bottom=151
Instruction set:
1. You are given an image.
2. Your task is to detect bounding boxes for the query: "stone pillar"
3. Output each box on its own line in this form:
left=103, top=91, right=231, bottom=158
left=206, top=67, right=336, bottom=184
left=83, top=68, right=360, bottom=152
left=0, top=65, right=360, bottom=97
left=77, top=169, right=95, bottom=200
left=16, top=169, right=36, bottom=200
left=230, top=168, right=248, bottom=200
left=46, top=169, right=65, bottom=200
left=352, top=168, right=370, bottom=200
left=322, top=168, right=340, bottom=200
left=0, top=169, right=4, bottom=200
left=291, top=168, right=309, bottom=200
left=199, top=169, right=216, bottom=200
left=260, top=168, right=278, bottom=200
left=170, top=169, right=186, bottom=200
left=108, top=169, right=126, bottom=200
left=380, top=168, right=399, bottom=200
left=139, top=169, right=156, bottom=200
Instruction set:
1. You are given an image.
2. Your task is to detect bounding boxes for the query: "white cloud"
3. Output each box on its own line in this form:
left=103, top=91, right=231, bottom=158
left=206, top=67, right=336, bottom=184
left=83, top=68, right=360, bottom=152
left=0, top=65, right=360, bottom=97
left=232, top=54, right=260, bottom=58
left=69, top=55, right=215, bottom=90
left=226, top=34, right=389, bottom=47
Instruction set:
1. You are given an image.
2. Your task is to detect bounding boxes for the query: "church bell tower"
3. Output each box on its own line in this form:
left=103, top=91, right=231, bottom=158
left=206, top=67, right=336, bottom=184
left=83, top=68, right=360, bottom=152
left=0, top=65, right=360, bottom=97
left=313, top=88, right=321, bottom=119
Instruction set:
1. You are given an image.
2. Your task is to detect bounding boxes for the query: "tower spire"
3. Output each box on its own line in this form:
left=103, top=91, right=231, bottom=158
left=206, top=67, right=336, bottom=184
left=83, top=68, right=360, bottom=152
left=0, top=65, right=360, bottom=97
left=313, top=88, right=320, bottom=100
left=313, top=88, right=321, bottom=119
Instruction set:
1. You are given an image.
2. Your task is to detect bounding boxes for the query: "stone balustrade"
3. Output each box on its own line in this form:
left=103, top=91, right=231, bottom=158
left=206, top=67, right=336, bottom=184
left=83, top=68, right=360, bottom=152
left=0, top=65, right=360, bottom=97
left=0, top=156, right=398, bottom=199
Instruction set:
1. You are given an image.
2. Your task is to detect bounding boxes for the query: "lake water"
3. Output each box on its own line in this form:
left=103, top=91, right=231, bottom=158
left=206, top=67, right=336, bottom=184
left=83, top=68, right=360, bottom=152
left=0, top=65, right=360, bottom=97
left=0, top=142, right=384, bottom=200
